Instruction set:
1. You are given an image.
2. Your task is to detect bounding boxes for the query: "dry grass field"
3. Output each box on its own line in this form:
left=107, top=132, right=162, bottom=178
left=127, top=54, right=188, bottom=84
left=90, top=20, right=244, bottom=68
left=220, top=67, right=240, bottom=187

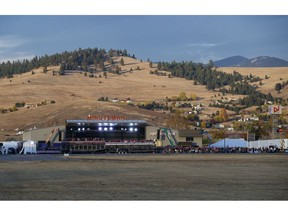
left=0, top=154, right=287, bottom=200
left=0, top=57, right=221, bottom=138
left=218, top=67, right=288, bottom=98
left=0, top=57, right=287, bottom=140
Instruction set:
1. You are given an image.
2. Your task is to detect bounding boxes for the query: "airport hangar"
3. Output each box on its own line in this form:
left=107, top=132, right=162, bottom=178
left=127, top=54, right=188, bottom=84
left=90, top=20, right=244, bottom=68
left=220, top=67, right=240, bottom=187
left=22, top=115, right=203, bottom=150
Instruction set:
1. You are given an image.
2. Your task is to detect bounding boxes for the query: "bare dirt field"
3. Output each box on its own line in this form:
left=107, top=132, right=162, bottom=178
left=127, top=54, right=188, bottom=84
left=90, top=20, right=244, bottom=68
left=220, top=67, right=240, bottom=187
left=0, top=154, right=287, bottom=200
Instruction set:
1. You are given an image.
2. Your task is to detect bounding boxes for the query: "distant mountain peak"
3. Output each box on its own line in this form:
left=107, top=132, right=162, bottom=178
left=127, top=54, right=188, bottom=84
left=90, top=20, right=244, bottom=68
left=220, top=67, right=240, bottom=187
left=214, top=56, right=288, bottom=67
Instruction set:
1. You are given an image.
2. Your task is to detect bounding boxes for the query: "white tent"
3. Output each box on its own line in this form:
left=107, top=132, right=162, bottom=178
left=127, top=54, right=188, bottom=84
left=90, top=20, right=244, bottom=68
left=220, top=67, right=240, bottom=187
left=20, top=140, right=37, bottom=154
left=209, top=138, right=248, bottom=148
left=0, top=141, right=20, bottom=154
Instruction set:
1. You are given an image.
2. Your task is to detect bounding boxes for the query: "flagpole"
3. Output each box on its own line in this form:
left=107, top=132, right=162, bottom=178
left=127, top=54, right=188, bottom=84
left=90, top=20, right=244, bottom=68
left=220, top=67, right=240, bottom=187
left=272, top=114, right=274, bottom=139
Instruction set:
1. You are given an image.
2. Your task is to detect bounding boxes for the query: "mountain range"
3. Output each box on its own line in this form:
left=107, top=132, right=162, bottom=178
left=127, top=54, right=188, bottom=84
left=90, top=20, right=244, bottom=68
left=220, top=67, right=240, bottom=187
left=214, top=56, right=288, bottom=67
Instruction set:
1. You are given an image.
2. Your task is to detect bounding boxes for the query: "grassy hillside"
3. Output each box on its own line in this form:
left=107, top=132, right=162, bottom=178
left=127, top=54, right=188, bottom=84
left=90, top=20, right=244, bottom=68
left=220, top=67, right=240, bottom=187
left=218, top=67, right=288, bottom=99
left=0, top=57, right=216, bottom=139
left=1, top=56, right=287, bottom=140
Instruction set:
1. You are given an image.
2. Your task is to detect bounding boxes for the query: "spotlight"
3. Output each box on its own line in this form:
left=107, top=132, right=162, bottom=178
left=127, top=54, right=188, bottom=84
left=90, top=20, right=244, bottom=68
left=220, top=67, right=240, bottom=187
left=129, top=127, right=133, bottom=132
left=104, top=127, right=108, bottom=131
left=98, top=127, right=102, bottom=131
left=109, top=127, right=113, bottom=131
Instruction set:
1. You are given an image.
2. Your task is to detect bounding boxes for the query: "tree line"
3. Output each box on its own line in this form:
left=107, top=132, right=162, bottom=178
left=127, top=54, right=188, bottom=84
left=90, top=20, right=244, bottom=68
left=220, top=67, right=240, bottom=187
left=157, top=60, right=244, bottom=90
left=157, top=60, right=287, bottom=107
left=0, top=47, right=131, bottom=77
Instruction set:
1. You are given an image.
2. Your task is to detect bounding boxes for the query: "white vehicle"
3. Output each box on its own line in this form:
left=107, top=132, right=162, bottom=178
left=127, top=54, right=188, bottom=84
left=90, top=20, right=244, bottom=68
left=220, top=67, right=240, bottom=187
left=0, top=140, right=37, bottom=154
left=0, top=141, right=22, bottom=154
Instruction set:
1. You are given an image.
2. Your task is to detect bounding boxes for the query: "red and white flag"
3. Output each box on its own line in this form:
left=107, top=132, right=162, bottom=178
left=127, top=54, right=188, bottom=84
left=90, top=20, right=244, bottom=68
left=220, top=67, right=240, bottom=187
left=268, top=105, right=282, bottom=115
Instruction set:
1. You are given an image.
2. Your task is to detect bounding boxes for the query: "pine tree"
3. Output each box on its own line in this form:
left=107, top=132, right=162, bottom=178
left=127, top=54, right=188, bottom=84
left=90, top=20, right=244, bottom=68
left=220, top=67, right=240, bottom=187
left=43, top=66, right=48, bottom=73
left=275, top=83, right=282, bottom=92
left=149, top=61, right=153, bottom=68
left=157, top=62, right=162, bottom=70
left=120, top=58, right=124, bottom=66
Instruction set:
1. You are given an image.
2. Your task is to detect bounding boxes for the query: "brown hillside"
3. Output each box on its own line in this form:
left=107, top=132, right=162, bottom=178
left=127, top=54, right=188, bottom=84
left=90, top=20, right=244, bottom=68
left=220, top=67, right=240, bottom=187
left=0, top=57, right=218, bottom=139
left=1, top=57, right=286, bottom=140
left=218, top=67, right=288, bottom=99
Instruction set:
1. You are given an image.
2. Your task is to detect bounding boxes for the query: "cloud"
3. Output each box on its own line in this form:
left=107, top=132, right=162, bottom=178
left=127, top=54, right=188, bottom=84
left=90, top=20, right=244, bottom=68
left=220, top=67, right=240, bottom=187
left=184, top=50, right=222, bottom=63
left=0, top=35, right=28, bottom=48
left=0, top=52, right=35, bottom=63
left=187, top=42, right=226, bottom=47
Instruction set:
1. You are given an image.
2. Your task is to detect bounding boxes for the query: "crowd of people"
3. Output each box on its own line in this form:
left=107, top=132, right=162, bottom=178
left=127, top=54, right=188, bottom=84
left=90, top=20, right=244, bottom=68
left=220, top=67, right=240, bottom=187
left=160, top=146, right=281, bottom=154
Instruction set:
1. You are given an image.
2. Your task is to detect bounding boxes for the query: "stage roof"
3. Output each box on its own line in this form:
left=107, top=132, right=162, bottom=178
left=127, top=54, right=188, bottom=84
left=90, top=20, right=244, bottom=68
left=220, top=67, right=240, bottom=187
left=66, top=120, right=147, bottom=124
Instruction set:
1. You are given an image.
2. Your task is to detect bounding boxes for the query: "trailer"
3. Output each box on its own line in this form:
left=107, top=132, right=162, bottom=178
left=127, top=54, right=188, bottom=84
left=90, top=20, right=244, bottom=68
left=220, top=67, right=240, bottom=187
left=0, top=141, right=22, bottom=154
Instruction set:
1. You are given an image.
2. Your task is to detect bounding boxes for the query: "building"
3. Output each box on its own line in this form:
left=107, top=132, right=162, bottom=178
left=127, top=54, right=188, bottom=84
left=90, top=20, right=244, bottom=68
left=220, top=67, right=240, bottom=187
left=23, top=125, right=66, bottom=144
left=22, top=117, right=203, bottom=150
left=65, top=119, right=147, bottom=141
left=146, top=126, right=203, bottom=147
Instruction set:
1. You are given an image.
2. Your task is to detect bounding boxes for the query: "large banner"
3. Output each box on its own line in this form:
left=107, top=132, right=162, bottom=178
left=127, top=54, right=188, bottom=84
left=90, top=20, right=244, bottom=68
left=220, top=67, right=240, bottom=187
left=268, top=105, right=282, bottom=115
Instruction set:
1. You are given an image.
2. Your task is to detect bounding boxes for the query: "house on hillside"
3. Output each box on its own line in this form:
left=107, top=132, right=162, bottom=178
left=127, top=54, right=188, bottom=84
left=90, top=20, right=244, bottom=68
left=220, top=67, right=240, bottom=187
left=111, top=98, right=119, bottom=103
left=24, top=104, right=37, bottom=108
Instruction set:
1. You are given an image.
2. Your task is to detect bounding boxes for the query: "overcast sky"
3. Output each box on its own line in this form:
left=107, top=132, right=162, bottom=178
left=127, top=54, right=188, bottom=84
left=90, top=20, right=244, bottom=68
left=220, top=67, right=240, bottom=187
left=0, top=15, right=287, bottom=63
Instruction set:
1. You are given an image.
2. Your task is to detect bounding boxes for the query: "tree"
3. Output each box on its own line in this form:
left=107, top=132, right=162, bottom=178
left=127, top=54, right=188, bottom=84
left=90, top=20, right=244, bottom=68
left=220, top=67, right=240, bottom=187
left=115, top=65, right=121, bottom=74
left=212, top=130, right=226, bottom=141
left=149, top=61, right=153, bottom=68
left=82, top=63, right=88, bottom=72
left=219, top=108, right=228, bottom=122
left=99, top=61, right=105, bottom=70
left=275, top=83, right=282, bottom=92
left=201, top=121, right=206, bottom=128
left=157, top=62, right=162, bottom=70
left=207, top=60, right=214, bottom=68
left=190, top=94, right=197, bottom=100
left=165, top=111, right=190, bottom=130
left=179, top=92, right=187, bottom=101
left=120, top=58, right=124, bottom=66
left=43, top=66, right=48, bottom=73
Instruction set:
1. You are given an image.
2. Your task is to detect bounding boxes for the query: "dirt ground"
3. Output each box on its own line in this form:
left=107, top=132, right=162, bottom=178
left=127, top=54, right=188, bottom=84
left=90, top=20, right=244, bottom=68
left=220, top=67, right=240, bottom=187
left=0, top=154, right=287, bottom=200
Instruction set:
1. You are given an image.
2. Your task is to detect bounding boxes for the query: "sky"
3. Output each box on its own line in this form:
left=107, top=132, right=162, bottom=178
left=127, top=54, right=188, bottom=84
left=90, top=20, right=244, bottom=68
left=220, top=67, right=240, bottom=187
left=0, top=3, right=288, bottom=64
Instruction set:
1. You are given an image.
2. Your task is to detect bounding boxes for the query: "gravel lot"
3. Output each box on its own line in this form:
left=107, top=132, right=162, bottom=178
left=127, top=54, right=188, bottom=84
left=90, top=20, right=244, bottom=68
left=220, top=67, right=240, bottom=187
left=0, top=153, right=287, bottom=200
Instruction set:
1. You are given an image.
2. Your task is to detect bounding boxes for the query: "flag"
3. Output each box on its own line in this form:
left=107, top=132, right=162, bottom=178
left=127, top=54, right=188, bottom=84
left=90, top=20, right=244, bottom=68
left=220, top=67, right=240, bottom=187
left=268, top=105, right=282, bottom=115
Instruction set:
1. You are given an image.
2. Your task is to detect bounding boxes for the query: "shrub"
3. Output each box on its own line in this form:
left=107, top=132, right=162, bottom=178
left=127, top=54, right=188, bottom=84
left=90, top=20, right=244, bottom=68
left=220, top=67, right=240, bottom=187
left=15, top=102, right=25, bottom=107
